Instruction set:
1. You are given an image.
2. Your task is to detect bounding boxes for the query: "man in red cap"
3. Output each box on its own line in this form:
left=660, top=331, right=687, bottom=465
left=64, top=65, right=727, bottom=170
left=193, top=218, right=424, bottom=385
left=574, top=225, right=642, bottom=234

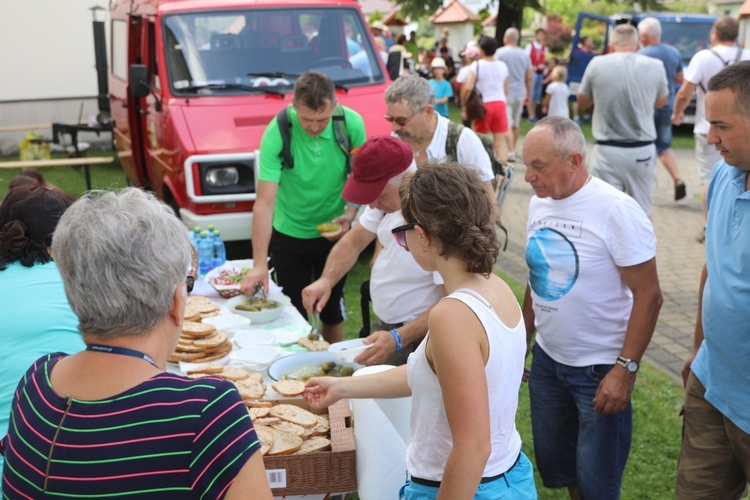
left=302, top=136, right=445, bottom=366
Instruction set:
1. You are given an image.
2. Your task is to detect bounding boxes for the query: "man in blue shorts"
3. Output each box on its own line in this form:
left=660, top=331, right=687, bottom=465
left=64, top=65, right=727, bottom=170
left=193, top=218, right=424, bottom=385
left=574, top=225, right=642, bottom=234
left=638, top=17, right=687, bottom=201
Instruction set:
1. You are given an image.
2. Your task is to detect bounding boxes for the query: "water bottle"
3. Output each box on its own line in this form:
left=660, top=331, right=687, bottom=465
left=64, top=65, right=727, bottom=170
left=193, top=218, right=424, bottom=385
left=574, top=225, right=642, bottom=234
left=197, top=230, right=213, bottom=278
left=212, top=229, right=226, bottom=269
left=204, top=224, right=215, bottom=248
left=190, top=226, right=202, bottom=252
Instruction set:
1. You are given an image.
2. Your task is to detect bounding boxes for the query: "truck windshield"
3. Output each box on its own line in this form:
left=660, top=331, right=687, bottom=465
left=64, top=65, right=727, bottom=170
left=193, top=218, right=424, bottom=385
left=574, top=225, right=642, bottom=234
left=164, top=8, right=384, bottom=95
left=661, top=22, right=713, bottom=65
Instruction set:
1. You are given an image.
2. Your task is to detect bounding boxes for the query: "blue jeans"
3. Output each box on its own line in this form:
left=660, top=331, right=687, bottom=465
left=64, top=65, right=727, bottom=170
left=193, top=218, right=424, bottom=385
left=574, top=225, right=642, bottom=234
left=528, top=344, right=632, bottom=500
left=399, top=452, right=537, bottom=499
left=653, top=106, right=673, bottom=153
left=531, top=72, right=544, bottom=102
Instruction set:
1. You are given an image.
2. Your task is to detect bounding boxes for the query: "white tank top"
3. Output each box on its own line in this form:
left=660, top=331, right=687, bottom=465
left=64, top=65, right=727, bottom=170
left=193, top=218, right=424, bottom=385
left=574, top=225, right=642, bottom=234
left=405, top=288, right=525, bottom=481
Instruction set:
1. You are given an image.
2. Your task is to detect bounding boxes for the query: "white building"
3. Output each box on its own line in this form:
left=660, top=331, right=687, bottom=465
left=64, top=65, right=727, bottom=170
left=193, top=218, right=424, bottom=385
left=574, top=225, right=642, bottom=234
left=0, top=1, right=107, bottom=154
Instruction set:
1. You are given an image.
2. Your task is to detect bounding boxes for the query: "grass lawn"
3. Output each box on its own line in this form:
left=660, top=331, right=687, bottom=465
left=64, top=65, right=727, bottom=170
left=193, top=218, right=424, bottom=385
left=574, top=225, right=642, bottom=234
left=0, top=151, right=127, bottom=199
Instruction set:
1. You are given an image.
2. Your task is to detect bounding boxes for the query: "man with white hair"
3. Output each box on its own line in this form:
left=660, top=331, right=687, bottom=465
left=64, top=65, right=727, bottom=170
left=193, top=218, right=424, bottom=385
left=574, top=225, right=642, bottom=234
left=638, top=16, right=687, bottom=202
left=495, top=27, right=533, bottom=162
left=302, top=136, right=445, bottom=366
left=578, top=23, right=669, bottom=217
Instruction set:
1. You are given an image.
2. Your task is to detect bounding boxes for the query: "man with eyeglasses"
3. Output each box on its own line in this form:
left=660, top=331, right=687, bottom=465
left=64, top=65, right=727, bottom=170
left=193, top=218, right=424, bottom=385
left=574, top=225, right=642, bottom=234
left=522, top=117, right=662, bottom=499
left=241, top=72, right=366, bottom=344
left=302, top=136, right=445, bottom=366
left=383, top=75, right=499, bottom=222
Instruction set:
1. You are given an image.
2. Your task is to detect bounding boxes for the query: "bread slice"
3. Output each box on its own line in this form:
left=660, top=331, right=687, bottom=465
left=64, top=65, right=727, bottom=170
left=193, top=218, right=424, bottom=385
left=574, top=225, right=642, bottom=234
left=292, top=436, right=331, bottom=455
left=181, top=321, right=216, bottom=338
left=272, top=380, right=306, bottom=397
left=254, top=425, right=275, bottom=456
left=248, top=407, right=270, bottom=419
left=235, top=379, right=266, bottom=400
left=219, top=367, right=251, bottom=382
left=245, top=400, right=273, bottom=408
left=266, top=427, right=303, bottom=456
left=270, top=404, right=318, bottom=428
left=297, top=337, right=330, bottom=352
left=255, top=417, right=282, bottom=426
left=271, top=420, right=306, bottom=437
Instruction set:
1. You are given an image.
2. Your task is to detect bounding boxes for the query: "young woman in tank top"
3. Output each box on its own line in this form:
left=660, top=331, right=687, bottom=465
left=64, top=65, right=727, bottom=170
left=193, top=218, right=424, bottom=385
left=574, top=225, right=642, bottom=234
left=303, top=161, right=536, bottom=499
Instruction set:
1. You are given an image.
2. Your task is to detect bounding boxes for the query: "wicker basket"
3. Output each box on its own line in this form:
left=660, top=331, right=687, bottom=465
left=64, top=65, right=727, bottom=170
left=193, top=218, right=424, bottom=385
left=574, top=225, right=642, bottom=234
left=263, top=399, right=356, bottom=496
left=210, top=283, right=244, bottom=299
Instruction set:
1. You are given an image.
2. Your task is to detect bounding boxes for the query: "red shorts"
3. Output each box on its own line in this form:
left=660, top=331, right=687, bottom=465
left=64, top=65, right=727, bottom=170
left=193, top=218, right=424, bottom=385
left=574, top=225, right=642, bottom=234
left=473, top=101, right=508, bottom=134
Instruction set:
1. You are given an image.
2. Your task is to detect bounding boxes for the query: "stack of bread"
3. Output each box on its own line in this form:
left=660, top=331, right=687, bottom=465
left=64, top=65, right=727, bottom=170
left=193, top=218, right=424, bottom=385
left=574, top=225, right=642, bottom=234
left=169, top=296, right=231, bottom=364
left=187, top=365, right=332, bottom=456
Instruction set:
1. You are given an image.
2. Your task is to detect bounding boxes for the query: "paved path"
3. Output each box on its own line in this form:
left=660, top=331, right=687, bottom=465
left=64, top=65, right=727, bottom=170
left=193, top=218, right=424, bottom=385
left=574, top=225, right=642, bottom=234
left=497, top=142, right=704, bottom=384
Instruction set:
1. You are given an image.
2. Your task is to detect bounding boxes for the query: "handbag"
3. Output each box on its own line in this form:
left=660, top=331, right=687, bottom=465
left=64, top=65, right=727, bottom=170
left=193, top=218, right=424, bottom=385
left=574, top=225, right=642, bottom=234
left=464, top=61, right=487, bottom=121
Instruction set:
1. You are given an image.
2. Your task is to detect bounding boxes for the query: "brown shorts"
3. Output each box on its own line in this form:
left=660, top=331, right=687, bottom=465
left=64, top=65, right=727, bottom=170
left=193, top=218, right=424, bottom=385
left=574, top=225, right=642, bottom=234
left=676, top=372, right=750, bottom=499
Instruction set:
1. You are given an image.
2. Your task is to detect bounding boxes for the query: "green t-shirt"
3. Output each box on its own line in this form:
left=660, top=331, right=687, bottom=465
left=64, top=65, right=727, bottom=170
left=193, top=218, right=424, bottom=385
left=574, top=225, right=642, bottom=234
left=259, top=106, right=366, bottom=239
left=405, top=40, right=419, bottom=63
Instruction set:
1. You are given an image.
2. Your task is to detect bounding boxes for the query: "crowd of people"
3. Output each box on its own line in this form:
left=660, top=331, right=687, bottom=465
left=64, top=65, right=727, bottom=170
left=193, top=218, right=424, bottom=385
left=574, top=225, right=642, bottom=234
left=2, top=14, right=750, bottom=500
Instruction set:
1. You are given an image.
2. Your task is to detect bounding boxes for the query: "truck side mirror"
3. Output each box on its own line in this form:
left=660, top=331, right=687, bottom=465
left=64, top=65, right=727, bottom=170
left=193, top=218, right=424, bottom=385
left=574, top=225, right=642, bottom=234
left=386, top=52, right=402, bottom=81
left=129, top=64, right=151, bottom=98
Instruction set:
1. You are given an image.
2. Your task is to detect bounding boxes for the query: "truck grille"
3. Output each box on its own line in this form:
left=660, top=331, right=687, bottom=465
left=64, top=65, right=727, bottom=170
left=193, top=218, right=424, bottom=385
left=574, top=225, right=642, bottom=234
left=234, top=116, right=276, bottom=127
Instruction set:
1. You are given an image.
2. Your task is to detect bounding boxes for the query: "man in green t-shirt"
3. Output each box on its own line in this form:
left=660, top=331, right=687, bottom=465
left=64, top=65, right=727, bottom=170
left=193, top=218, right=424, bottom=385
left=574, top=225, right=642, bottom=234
left=241, top=72, right=366, bottom=343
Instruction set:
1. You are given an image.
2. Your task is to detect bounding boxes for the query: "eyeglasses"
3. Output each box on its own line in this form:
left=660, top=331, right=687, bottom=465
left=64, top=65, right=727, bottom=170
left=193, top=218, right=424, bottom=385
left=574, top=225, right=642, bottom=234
left=391, top=222, right=421, bottom=251
left=384, top=109, right=422, bottom=126
left=186, top=276, right=195, bottom=294
left=614, top=18, right=638, bottom=27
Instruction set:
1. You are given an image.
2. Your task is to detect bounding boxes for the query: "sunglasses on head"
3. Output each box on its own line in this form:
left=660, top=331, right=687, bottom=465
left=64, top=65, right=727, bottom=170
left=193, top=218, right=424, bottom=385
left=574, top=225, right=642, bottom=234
left=391, top=222, right=422, bottom=251
left=186, top=275, right=195, bottom=294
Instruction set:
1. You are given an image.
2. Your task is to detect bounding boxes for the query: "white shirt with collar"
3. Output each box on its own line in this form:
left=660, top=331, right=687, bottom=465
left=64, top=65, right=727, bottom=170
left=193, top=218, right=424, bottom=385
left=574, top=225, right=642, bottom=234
left=425, top=115, right=494, bottom=182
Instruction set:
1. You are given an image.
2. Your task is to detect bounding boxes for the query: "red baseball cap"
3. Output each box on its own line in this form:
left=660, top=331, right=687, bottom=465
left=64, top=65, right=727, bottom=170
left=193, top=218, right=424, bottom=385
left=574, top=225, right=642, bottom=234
left=342, top=136, right=414, bottom=205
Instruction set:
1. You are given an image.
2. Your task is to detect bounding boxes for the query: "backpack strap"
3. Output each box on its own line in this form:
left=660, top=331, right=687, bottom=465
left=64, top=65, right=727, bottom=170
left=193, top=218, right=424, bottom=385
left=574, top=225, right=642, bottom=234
left=277, top=106, right=294, bottom=169
left=445, top=121, right=464, bottom=161
left=734, top=46, right=743, bottom=64
left=331, top=105, right=352, bottom=175
left=699, top=50, right=733, bottom=93
left=277, top=105, right=352, bottom=173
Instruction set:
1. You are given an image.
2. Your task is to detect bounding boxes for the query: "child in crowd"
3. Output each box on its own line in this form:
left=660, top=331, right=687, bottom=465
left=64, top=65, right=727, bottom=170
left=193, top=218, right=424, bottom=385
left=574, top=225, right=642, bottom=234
left=542, top=66, right=570, bottom=118
left=429, top=57, right=453, bottom=118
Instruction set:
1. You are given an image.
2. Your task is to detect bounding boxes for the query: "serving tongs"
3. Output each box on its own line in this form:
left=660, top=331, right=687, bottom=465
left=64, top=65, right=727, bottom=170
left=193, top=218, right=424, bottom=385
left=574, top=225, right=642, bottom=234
left=249, top=283, right=266, bottom=305
left=309, top=311, right=322, bottom=340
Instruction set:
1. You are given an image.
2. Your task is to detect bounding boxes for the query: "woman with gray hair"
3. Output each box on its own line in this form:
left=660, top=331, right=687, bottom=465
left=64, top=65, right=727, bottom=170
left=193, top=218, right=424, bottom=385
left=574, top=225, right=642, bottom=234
left=0, top=188, right=272, bottom=499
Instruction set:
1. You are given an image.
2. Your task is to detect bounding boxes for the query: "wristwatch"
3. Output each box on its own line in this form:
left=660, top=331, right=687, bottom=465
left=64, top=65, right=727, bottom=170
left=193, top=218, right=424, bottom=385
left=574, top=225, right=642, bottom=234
left=616, top=356, right=639, bottom=374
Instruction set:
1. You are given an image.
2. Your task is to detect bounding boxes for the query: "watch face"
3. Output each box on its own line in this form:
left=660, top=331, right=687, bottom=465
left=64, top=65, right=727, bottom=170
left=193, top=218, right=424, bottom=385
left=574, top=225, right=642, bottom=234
left=626, top=360, right=639, bottom=373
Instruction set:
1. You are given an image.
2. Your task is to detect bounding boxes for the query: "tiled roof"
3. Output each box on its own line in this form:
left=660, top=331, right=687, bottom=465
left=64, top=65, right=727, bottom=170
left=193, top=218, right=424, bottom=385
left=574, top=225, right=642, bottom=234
left=482, top=12, right=497, bottom=27
left=383, top=8, right=409, bottom=26
left=740, top=0, right=750, bottom=17
left=358, top=0, right=397, bottom=17
left=429, top=0, right=480, bottom=24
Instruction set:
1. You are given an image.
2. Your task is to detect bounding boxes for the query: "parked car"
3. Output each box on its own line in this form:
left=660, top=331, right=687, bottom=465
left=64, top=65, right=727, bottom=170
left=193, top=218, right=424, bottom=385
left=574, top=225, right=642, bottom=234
left=108, top=0, right=397, bottom=241
left=567, top=11, right=716, bottom=124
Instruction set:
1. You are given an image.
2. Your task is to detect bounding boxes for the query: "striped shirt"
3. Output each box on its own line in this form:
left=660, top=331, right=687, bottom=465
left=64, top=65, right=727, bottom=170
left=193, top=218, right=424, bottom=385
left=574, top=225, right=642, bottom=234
left=1, top=353, right=260, bottom=499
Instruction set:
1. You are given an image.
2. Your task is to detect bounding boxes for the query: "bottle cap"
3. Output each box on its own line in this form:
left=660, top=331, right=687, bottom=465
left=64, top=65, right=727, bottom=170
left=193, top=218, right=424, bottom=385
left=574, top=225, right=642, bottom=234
left=200, top=230, right=208, bottom=237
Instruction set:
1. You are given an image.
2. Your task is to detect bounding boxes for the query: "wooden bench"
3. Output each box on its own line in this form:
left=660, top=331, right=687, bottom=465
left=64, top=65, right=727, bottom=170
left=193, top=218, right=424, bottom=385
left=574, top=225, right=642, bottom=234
left=0, top=156, right=115, bottom=190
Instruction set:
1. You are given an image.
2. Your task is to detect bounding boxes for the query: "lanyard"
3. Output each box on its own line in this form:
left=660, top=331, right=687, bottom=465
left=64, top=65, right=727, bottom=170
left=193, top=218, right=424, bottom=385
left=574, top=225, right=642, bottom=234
left=86, top=344, right=160, bottom=369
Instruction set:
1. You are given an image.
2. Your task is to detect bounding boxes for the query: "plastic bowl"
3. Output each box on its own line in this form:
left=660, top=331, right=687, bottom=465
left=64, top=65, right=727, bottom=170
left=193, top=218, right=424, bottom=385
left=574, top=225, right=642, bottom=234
left=225, top=293, right=292, bottom=324
left=328, top=338, right=373, bottom=364
left=268, top=351, right=336, bottom=381
left=231, top=346, right=283, bottom=371
left=201, top=314, right=250, bottom=337
left=234, top=329, right=276, bottom=347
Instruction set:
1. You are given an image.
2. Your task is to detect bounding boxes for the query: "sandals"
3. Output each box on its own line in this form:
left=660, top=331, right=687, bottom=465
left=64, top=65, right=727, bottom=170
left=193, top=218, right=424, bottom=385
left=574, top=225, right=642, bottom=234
left=675, top=180, right=687, bottom=201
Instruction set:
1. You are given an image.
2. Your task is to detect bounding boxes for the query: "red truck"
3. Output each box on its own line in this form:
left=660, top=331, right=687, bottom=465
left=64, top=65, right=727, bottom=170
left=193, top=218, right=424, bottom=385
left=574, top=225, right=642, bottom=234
left=109, top=0, right=394, bottom=241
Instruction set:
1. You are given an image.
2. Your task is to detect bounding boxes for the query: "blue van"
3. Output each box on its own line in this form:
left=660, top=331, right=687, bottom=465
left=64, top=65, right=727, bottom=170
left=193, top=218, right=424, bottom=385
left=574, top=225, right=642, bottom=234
left=567, top=12, right=716, bottom=124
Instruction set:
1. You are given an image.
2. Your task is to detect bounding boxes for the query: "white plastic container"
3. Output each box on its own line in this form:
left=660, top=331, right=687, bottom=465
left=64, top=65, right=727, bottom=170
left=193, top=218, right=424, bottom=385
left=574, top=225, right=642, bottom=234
left=328, top=338, right=373, bottom=364
left=230, top=345, right=283, bottom=371
left=234, top=329, right=276, bottom=347
left=201, top=314, right=250, bottom=337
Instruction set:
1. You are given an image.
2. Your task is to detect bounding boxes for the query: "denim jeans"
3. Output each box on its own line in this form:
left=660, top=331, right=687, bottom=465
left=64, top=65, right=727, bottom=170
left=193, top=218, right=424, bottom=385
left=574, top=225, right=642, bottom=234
left=528, top=343, right=632, bottom=500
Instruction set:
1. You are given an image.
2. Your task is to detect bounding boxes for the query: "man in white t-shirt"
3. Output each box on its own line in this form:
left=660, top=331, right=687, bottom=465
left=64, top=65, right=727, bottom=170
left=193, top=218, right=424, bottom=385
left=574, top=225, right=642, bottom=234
left=672, top=16, right=750, bottom=230
left=302, top=136, right=445, bottom=366
left=383, top=75, right=499, bottom=222
left=522, top=117, right=662, bottom=499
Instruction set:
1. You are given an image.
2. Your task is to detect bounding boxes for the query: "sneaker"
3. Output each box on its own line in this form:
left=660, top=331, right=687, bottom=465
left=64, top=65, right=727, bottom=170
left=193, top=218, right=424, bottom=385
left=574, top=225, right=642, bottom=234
left=675, top=180, right=687, bottom=201
left=508, top=152, right=517, bottom=163
left=528, top=116, right=539, bottom=123
left=583, top=115, right=592, bottom=123
left=573, top=117, right=583, bottom=125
